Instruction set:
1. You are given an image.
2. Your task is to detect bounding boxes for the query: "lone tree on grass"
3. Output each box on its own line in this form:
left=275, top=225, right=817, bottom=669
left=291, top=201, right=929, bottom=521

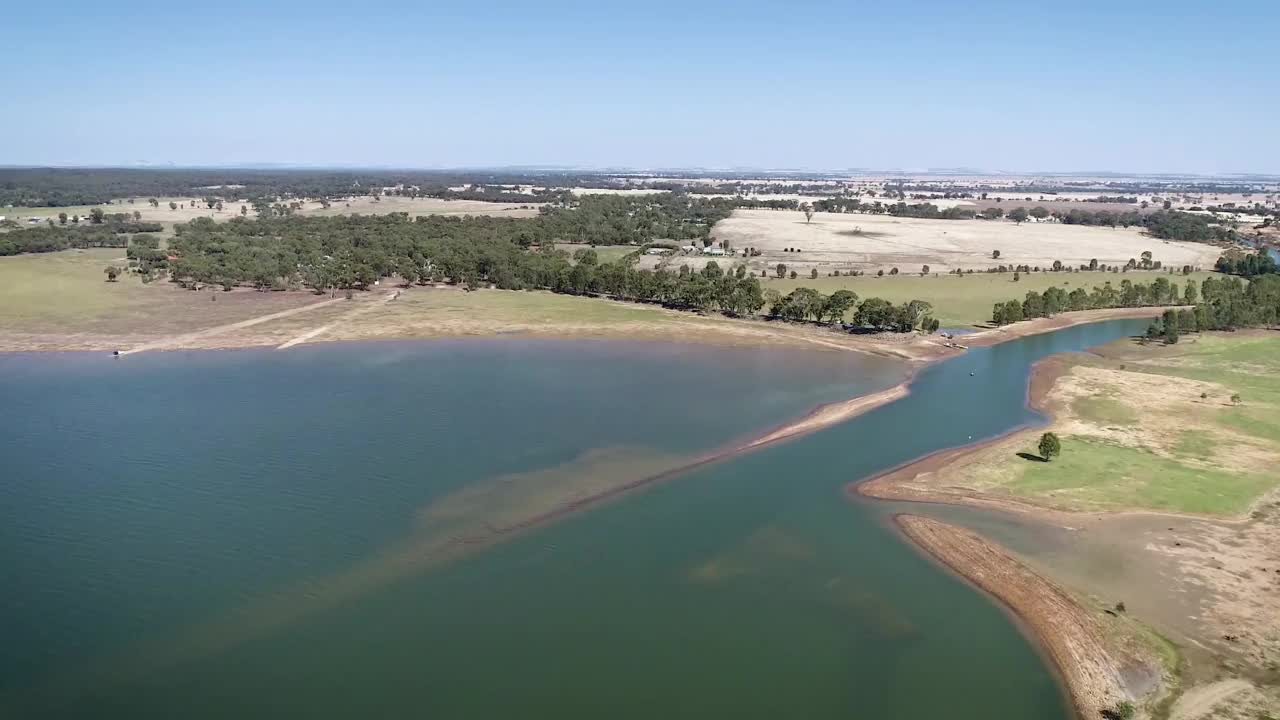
left=1231, top=393, right=1242, bottom=405
left=802, top=203, right=814, bottom=224
left=775, top=263, right=787, bottom=279
left=103, top=266, right=121, bottom=282
left=1038, top=432, right=1061, bottom=461
left=992, top=249, right=1001, bottom=260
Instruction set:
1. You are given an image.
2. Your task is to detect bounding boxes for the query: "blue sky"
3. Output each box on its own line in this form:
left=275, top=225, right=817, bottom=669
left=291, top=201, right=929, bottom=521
left=7, top=0, right=1277, bottom=174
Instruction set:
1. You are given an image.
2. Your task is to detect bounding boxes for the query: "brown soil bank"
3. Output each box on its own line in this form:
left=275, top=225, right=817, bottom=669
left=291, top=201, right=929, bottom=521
left=895, top=515, right=1143, bottom=719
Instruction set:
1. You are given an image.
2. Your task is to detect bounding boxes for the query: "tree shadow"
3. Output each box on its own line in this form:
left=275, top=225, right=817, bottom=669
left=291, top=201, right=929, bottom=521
left=1016, top=452, right=1048, bottom=463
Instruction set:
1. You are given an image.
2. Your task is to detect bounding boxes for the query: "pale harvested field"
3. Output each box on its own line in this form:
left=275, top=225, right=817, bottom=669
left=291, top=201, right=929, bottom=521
left=297, top=195, right=543, bottom=218
left=712, top=208, right=1223, bottom=273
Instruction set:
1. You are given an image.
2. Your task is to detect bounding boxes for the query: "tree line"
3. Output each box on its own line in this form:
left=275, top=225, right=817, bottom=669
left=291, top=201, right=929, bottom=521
left=991, top=276, right=1195, bottom=325
left=992, top=274, right=1280, bottom=335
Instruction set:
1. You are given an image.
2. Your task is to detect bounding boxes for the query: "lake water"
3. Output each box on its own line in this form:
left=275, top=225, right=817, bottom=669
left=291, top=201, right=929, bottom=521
left=0, top=321, right=1149, bottom=719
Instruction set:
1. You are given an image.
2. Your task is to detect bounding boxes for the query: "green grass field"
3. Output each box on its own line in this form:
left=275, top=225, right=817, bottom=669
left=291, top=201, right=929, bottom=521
left=1007, top=436, right=1276, bottom=515
left=760, top=271, right=1219, bottom=327
left=0, top=248, right=134, bottom=329
left=988, top=334, right=1280, bottom=515
left=555, top=243, right=636, bottom=264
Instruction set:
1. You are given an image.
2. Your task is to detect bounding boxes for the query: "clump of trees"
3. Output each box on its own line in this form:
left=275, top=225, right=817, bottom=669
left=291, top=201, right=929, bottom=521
left=1214, top=250, right=1278, bottom=277
left=1048, top=208, right=1235, bottom=244
left=1147, top=308, right=1182, bottom=344
left=764, top=289, right=938, bottom=331
left=535, top=194, right=735, bottom=246
left=0, top=222, right=145, bottom=256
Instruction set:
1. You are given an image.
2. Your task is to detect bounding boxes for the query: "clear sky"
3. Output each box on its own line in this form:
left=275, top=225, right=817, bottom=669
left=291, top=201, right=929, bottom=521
left=7, top=0, right=1277, bottom=174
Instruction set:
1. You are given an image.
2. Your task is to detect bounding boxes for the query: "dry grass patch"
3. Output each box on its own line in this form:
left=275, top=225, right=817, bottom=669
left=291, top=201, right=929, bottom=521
left=0, top=249, right=327, bottom=351
left=1050, top=366, right=1278, bottom=477
left=296, top=195, right=542, bottom=218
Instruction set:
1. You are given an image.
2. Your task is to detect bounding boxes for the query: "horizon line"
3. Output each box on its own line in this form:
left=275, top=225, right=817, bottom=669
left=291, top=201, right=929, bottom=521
left=2, top=163, right=1279, bottom=182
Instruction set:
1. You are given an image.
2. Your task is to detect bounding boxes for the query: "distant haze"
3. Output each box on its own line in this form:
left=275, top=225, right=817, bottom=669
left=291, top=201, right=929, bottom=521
left=8, top=0, right=1277, bottom=175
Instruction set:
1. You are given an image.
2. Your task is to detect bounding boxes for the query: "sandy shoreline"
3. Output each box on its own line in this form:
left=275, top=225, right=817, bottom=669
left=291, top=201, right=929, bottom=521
left=894, top=515, right=1130, bottom=719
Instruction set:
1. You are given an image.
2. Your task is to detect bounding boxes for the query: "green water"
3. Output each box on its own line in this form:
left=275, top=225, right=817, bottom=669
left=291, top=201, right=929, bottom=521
left=0, top=322, right=1148, bottom=718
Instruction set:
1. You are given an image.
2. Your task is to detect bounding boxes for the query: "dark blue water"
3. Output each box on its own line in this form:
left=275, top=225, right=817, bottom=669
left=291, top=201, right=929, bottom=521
left=0, top=320, right=1149, bottom=719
